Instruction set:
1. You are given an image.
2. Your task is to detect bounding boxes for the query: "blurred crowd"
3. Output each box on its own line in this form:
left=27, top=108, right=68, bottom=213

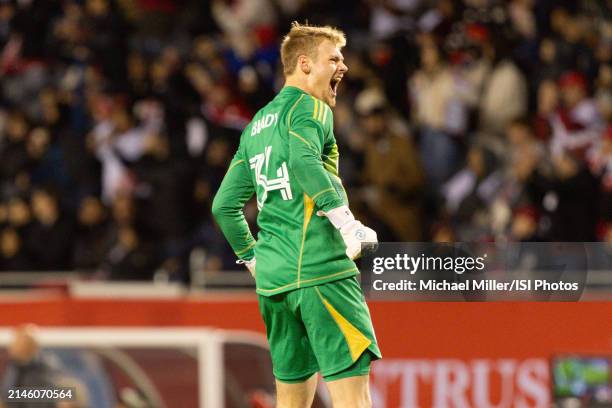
left=0, top=0, right=610, bottom=280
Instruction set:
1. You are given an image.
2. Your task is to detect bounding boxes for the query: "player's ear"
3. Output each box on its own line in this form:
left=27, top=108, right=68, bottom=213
left=297, top=55, right=311, bottom=74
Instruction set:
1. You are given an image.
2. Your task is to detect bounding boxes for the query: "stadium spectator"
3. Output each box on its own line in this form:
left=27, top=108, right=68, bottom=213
left=548, top=7, right=597, bottom=78
left=0, top=325, right=90, bottom=408
left=104, top=225, right=158, bottom=281
left=355, top=87, right=425, bottom=240
left=73, top=196, right=112, bottom=270
left=0, top=111, right=30, bottom=188
left=6, top=196, right=32, bottom=235
left=587, top=126, right=612, bottom=225
left=510, top=206, right=540, bottom=242
left=410, top=35, right=466, bottom=190
left=0, top=227, right=31, bottom=271
left=1, top=325, right=59, bottom=408
left=525, top=151, right=599, bottom=241
left=442, top=144, right=503, bottom=241
left=533, top=79, right=559, bottom=141
left=83, top=0, right=129, bottom=90
left=26, top=188, right=74, bottom=270
left=549, top=71, right=604, bottom=156
left=476, top=40, right=528, bottom=137
left=211, top=0, right=277, bottom=38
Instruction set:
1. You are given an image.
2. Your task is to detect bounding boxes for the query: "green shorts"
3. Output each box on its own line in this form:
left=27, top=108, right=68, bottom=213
left=258, top=276, right=382, bottom=383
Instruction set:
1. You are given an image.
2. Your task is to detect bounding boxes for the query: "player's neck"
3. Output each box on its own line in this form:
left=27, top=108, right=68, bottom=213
left=284, top=77, right=313, bottom=97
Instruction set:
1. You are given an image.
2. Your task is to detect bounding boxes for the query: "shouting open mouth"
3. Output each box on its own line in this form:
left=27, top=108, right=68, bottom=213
left=330, top=76, right=342, bottom=98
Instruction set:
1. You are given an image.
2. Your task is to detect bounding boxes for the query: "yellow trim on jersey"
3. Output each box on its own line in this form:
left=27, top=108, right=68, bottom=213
left=257, top=267, right=358, bottom=293
left=287, top=94, right=306, bottom=128
left=322, top=104, right=328, bottom=124
left=296, top=193, right=315, bottom=287
left=310, top=97, right=328, bottom=124
left=299, top=268, right=357, bottom=285
left=225, top=159, right=244, bottom=175
left=315, top=287, right=372, bottom=362
left=311, top=187, right=335, bottom=201
left=235, top=240, right=256, bottom=256
left=322, top=161, right=336, bottom=174
left=318, top=100, right=324, bottom=122
left=288, top=130, right=315, bottom=151
left=323, top=144, right=339, bottom=176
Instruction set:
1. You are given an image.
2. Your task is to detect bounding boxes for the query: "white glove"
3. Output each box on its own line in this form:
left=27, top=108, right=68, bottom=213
left=237, top=258, right=256, bottom=278
left=317, top=205, right=378, bottom=260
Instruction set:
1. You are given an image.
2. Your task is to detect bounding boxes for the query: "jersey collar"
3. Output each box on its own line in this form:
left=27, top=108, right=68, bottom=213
left=281, top=85, right=308, bottom=96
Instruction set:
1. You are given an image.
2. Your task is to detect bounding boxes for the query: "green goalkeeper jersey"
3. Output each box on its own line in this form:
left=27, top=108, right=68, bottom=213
left=212, top=86, right=358, bottom=296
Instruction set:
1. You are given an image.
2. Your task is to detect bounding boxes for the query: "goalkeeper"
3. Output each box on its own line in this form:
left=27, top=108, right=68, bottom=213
left=212, top=22, right=381, bottom=408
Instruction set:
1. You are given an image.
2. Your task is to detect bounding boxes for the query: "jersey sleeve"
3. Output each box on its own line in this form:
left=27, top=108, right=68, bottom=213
left=288, top=96, right=344, bottom=212
left=211, top=144, right=256, bottom=260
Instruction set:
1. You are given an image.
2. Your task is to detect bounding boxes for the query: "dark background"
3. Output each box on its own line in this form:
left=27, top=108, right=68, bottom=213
left=0, top=0, right=610, bottom=283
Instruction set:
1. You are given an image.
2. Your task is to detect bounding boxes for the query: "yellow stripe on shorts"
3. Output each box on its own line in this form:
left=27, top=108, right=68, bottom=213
left=315, top=288, right=371, bottom=362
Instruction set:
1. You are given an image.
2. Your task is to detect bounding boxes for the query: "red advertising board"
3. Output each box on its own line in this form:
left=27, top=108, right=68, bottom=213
left=1, top=296, right=610, bottom=407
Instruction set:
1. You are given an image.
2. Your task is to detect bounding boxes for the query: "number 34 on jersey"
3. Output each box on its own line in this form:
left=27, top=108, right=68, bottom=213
left=249, top=146, right=293, bottom=210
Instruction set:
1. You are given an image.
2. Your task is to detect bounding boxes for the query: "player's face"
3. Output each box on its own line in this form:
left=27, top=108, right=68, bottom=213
left=309, top=40, right=348, bottom=107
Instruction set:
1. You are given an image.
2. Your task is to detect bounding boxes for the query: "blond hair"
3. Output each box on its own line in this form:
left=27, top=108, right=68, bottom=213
left=280, top=22, right=346, bottom=76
